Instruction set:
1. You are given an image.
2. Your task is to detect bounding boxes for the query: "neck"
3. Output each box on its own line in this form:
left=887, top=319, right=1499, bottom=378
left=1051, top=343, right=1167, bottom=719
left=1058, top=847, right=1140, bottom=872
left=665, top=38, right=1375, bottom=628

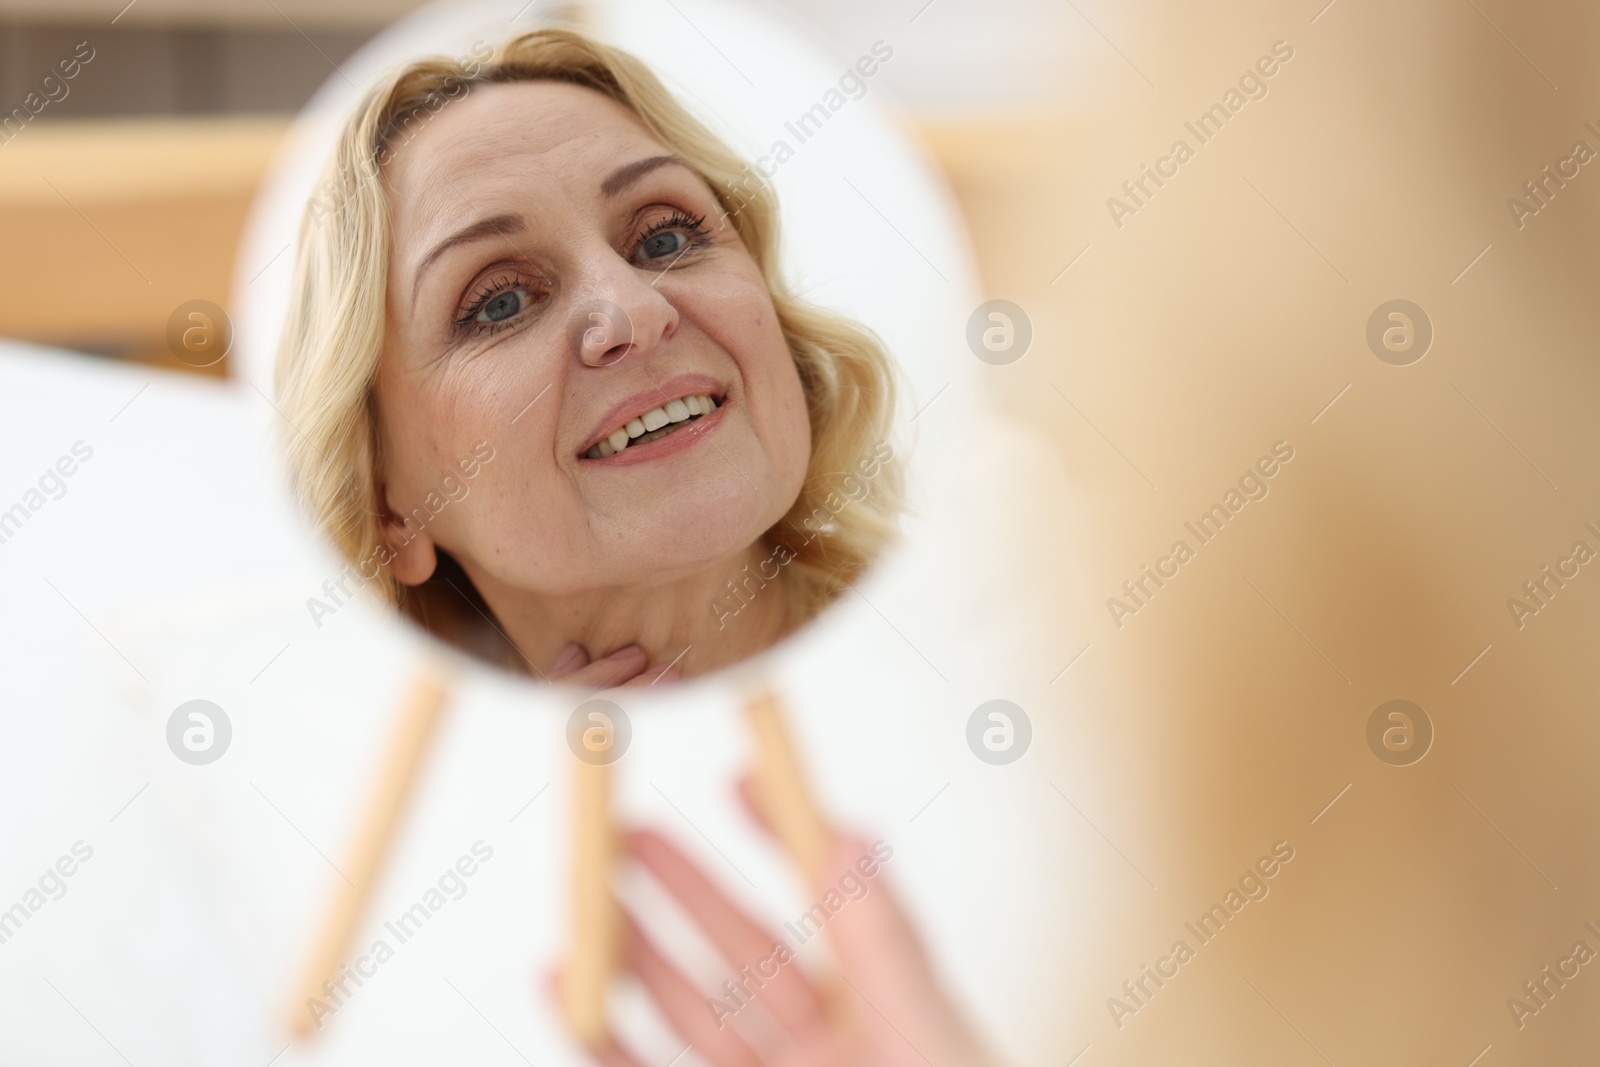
left=467, top=539, right=793, bottom=679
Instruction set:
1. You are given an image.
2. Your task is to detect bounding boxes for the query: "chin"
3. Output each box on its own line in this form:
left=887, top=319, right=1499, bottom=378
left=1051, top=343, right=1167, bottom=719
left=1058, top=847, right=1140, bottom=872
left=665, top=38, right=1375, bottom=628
left=627, top=482, right=792, bottom=581
left=469, top=467, right=804, bottom=598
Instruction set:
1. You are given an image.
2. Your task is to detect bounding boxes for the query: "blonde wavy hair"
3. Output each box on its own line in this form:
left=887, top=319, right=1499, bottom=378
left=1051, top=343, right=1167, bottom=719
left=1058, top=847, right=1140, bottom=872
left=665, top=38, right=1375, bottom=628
left=274, top=26, right=903, bottom=667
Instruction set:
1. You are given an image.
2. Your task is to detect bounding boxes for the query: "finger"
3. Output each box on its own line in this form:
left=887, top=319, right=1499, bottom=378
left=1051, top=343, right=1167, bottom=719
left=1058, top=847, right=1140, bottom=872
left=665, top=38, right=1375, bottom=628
left=585, top=1037, right=649, bottom=1067
left=810, top=835, right=935, bottom=991
left=622, top=913, right=764, bottom=1067
left=547, top=642, right=591, bottom=682
left=541, top=967, right=648, bottom=1067
left=734, top=777, right=854, bottom=905
left=812, top=843, right=995, bottom=1066
left=563, top=645, right=649, bottom=689
left=620, top=662, right=681, bottom=687
left=627, top=829, right=825, bottom=1034
left=734, top=776, right=775, bottom=838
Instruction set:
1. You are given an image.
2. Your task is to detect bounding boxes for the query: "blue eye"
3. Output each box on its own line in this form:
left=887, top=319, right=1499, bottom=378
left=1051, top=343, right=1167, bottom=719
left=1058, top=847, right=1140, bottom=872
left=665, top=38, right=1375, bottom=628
left=632, top=211, right=710, bottom=267
left=477, top=287, right=527, bottom=323
left=641, top=230, right=688, bottom=259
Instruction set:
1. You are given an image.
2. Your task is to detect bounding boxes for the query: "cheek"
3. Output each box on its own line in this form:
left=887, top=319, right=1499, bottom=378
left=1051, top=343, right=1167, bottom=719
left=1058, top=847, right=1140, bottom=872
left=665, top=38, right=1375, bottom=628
left=697, top=271, right=811, bottom=472
left=734, top=302, right=810, bottom=483
left=373, top=380, right=434, bottom=504
left=375, top=362, right=510, bottom=505
left=772, top=355, right=812, bottom=485
left=761, top=325, right=813, bottom=483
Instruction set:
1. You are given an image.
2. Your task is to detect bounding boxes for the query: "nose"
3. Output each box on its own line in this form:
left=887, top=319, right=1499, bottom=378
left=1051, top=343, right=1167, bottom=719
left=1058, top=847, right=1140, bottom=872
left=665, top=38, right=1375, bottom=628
left=571, top=256, right=680, bottom=368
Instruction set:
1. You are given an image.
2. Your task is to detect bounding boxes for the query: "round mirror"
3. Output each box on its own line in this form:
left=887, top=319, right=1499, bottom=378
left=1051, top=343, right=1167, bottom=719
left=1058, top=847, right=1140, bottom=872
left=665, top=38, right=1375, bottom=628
left=236, top=0, right=971, bottom=688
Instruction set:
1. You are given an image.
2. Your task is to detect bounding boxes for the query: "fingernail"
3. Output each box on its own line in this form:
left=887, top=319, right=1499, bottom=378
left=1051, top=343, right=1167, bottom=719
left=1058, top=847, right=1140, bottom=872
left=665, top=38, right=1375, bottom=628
left=551, top=643, right=584, bottom=672
left=609, top=644, right=645, bottom=660
left=651, top=665, right=681, bottom=683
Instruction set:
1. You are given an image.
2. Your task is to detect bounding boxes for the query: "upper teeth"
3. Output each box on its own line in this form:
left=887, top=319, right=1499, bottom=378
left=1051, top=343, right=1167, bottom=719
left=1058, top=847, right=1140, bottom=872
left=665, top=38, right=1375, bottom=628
left=585, top=394, right=718, bottom=458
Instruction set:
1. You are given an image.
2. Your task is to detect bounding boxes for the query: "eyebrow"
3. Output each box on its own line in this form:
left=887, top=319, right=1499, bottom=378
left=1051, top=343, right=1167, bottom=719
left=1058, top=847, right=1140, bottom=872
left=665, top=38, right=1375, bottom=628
left=601, top=154, right=694, bottom=198
left=411, top=212, right=527, bottom=305
left=409, top=156, right=697, bottom=304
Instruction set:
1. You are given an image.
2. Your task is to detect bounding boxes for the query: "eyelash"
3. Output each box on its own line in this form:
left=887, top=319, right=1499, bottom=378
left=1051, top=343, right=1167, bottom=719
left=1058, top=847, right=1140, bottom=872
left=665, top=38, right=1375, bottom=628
left=635, top=210, right=712, bottom=263
left=452, top=271, right=534, bottom=334
left=451, top=209, right=714, bottom=337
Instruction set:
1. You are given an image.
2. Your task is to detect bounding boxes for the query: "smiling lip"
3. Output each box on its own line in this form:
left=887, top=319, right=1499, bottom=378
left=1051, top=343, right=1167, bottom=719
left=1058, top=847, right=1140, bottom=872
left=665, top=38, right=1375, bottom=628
left=581, top=397, right=728, bottom=467
left=577, top=373, right=728, bottom=464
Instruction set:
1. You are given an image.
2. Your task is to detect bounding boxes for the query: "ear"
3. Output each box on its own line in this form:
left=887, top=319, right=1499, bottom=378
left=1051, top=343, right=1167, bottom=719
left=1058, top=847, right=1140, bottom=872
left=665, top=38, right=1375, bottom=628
left=375, top=475, right=437, bottom=587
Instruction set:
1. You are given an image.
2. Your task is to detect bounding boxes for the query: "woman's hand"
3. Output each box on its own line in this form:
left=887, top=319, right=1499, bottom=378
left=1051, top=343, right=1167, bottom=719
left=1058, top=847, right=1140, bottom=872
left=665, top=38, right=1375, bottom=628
left=570, top=790, right=999, bottom=1067
left=546, top=642, right=681, bottom=687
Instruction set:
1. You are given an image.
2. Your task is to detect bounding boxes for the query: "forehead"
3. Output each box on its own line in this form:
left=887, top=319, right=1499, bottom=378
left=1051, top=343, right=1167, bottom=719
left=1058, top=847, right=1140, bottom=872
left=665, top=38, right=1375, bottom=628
left=381, top=79, right=668, bottom=232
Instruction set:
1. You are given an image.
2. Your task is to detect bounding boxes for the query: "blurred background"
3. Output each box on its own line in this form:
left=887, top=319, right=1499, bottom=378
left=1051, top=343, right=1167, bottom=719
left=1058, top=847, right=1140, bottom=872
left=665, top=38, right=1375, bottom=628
left=0, top=0, right=1091, bottom=371
left=3, top=0, right=1598, bottom=1064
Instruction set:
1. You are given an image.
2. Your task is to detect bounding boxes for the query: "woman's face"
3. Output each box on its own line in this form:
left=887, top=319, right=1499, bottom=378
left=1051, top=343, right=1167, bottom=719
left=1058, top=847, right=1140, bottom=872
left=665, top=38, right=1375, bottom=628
left=373, top=80, right=811, bottom=599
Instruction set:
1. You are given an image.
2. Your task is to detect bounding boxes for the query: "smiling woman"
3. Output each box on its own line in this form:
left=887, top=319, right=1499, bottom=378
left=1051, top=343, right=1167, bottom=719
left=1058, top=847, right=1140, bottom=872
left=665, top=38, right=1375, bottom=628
left=273, top=29, right=904, bottom=684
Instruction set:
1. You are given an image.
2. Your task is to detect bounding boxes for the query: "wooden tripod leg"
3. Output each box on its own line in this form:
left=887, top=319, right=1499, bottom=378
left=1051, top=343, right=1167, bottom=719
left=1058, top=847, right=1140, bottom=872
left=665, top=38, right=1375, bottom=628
left=561, top=756, right=618, bottom=1045
left=743, top=689, right=853, bottom=1021
left=286, top=668, right=451, bottom=1038
left=744, top=689, right=831, bottom=880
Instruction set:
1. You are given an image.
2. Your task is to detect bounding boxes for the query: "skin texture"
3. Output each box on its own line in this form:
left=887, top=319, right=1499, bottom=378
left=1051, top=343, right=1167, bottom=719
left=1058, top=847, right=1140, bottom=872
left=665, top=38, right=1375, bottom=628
left=373, top=80, right=811, bottom=679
